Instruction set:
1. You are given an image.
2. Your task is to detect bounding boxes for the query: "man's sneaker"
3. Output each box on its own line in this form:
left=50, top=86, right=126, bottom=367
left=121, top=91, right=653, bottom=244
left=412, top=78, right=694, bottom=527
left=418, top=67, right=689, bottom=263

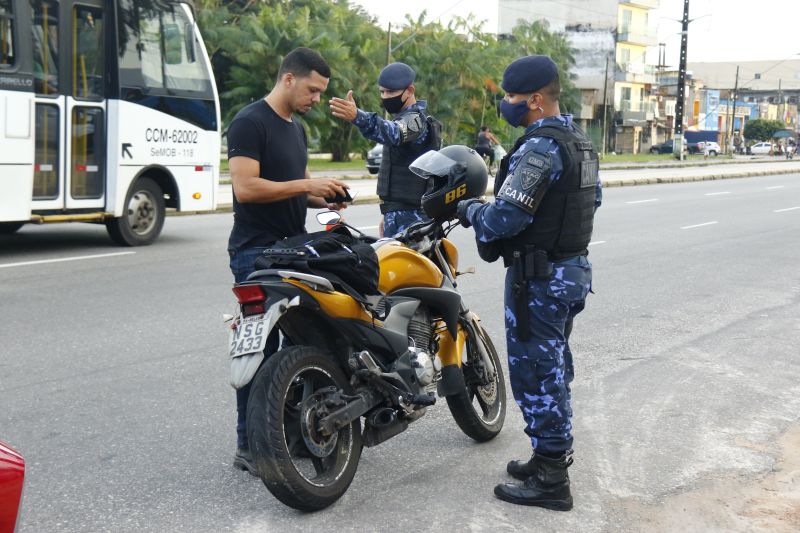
left=233, top=448, right=258, bottom=476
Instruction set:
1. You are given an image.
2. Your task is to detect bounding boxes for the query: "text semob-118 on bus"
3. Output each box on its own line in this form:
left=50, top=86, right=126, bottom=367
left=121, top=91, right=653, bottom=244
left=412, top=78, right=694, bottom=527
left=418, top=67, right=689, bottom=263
left=0, top=0, right=220, bottom=245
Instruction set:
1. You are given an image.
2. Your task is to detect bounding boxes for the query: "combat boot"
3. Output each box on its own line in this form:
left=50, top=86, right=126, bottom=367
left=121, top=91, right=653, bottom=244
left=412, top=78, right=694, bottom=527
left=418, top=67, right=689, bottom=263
left=507, top=453, right=539, bottom=481
left=494, top=453, right=574, bottom=510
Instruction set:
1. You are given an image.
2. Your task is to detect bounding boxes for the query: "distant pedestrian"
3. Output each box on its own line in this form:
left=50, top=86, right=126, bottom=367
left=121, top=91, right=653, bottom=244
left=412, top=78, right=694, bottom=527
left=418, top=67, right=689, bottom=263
left=475, top=125, right=501, bottom=165
left=702, top=142, right=710, bottom=160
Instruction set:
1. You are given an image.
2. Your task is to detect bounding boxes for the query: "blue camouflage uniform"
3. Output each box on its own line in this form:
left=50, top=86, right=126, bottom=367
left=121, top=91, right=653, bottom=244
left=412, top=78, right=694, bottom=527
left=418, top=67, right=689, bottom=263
left=352, top=101, right=431, bottom=236
left=463, top=113, right=602, bottom=456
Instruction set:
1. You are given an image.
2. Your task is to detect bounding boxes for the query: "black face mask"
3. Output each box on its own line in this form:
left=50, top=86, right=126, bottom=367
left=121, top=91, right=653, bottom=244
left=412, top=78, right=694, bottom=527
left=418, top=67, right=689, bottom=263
left=381, top=90, right=407, bottom=114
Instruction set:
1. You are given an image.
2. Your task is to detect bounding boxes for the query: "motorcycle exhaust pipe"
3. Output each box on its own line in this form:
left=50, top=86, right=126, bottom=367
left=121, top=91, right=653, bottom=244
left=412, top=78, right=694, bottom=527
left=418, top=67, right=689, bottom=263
left=367, top=407, right=397, bottom=428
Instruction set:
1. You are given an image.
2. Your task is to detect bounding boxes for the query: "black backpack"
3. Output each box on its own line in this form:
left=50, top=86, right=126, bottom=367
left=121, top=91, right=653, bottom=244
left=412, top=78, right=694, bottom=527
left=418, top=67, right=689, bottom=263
left=254, top=227, right=380, bottom=298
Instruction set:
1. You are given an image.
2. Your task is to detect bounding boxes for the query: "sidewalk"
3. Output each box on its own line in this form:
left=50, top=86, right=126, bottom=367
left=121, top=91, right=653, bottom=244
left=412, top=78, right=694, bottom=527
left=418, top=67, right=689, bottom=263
left=211, top=158, right=800, bottom=211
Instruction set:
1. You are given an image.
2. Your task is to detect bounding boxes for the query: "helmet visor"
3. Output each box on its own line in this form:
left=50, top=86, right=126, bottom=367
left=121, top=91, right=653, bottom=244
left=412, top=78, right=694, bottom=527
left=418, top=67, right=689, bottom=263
left=409, top=150, right=459, bottom=179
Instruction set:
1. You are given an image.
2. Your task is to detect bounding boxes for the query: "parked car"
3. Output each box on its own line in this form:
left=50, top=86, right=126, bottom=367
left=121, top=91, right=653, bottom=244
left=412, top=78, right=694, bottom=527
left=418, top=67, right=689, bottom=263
left=0, top=440, right=25, bottom=532
left=749, top=142, right=774, bottom=155
left=650, top=139, right=673, bottom=154
left=650, top=138, right=687, bottom=154
left=366, top=144, right=382, bottom=174
left=696, top=141, right=721, bottom=156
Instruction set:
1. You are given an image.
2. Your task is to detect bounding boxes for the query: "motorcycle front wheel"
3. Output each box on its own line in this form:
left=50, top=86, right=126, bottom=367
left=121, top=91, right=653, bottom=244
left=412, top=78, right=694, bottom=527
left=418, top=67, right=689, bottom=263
left=446, top=323, right=506, bottom=441
left=246, top=345, right=362, bottom=511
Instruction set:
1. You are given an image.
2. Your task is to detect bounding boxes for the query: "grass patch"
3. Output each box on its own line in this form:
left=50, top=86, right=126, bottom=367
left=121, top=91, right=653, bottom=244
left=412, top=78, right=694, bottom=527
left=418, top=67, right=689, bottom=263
left=219, top=157, right=366, bottom=174
left=307, top=159, right=366, bottom=170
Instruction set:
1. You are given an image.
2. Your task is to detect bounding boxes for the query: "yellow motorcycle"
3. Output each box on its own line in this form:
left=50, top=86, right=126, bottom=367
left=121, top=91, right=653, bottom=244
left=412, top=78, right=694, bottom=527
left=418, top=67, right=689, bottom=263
left=228, top=215, right=505, bottom=511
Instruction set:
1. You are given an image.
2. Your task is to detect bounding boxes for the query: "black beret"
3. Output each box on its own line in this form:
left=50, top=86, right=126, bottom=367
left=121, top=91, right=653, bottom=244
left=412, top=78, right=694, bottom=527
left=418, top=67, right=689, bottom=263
left=378, top=62, right=416, bottom=90
left=501, top=55, right=558, bottom=93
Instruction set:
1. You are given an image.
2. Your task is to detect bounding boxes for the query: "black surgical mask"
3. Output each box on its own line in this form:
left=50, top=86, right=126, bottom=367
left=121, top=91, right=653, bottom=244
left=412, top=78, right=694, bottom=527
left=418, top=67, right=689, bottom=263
left=381, top=90, right=407, bottom=114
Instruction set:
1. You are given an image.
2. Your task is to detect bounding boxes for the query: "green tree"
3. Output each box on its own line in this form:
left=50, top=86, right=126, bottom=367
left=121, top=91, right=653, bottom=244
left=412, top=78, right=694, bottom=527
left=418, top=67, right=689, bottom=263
left=196, top=1, right=577, bottom=160
left=743, top=119, right=786, bottom=141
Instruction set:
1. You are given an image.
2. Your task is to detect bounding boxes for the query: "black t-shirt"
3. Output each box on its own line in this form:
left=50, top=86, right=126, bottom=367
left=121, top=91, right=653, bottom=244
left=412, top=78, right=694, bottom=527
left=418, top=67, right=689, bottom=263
left=226, top=100, right=308, bottom=251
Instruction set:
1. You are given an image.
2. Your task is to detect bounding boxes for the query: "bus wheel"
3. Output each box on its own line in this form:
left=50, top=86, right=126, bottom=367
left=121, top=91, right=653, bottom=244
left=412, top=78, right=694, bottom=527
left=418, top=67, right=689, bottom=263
left=0, top=222, right=24, bottom=234
left=106, top=177, right=165, bottom=246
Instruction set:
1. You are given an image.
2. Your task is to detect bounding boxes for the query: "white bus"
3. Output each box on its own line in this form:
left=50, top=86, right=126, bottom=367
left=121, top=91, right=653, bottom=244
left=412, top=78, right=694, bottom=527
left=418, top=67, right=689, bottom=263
left=0, top=0, right=220, bottom=245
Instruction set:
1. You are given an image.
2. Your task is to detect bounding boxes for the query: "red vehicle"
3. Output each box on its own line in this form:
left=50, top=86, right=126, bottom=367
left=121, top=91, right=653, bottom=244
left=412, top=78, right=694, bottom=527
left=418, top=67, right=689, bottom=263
left=0, top=440, right=25, bottom=532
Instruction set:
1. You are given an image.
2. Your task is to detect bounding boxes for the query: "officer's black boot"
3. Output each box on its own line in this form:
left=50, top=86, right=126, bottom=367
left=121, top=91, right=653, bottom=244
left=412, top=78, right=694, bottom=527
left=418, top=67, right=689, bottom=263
left=507, top=453, right=539, bottom=481
left=494, top=453, right=573, bottom=511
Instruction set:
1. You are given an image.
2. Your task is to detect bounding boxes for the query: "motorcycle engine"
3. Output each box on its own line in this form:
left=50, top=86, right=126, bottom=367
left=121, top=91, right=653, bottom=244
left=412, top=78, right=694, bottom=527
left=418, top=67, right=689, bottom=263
left=409, top=346, right=441, bottom=394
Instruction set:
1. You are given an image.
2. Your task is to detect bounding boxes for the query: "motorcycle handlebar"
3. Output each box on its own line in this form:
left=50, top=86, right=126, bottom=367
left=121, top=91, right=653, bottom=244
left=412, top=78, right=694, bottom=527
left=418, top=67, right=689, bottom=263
left=395, top=218, right=439, bottom=244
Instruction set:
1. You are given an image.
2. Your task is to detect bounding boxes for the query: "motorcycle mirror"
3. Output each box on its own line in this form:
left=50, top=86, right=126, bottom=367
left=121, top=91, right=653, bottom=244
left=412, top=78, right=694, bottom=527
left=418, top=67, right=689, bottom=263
left=316, top=210, right=341, bottom=226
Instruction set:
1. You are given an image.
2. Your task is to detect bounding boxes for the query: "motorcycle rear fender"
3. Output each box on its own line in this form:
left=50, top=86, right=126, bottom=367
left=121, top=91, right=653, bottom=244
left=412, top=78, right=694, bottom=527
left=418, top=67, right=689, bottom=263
left=229, top=295, right=300, bottom=389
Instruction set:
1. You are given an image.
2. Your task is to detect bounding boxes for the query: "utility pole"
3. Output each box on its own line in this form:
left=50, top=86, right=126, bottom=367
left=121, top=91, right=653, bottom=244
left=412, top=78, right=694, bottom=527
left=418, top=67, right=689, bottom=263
left=386, top=23, right=392, bottom=65
left=729, top=65, right=739, bottom=154
left=601, top=54, right=610, bottom=157
left=673, top=0, right=690, bottom=160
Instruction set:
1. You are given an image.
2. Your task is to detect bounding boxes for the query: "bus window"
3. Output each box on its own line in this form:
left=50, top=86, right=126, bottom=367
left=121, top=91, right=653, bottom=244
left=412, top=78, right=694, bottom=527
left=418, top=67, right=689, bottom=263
left=0, top=0, right=14, bottom=68
left=31, top=0, right=59, bottom=95
left=70, top=107, right=104, bottom=198
left=118, top=0, right=212, bottom=97
left=73, top=5, right=104, bottom=99
left=162, top=5, right=210, bottom=93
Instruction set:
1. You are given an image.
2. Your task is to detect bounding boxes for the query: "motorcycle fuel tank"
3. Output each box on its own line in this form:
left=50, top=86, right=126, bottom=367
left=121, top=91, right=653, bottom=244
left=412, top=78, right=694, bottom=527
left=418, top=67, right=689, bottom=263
left=376, top=243, right=443, bottom=293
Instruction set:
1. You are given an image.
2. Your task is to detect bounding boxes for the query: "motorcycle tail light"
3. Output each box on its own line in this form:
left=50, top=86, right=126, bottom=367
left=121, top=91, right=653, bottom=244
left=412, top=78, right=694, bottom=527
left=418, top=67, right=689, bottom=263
left=233, top=285, right=265, bottom=304
left=233, top=285, right=267, bottom=316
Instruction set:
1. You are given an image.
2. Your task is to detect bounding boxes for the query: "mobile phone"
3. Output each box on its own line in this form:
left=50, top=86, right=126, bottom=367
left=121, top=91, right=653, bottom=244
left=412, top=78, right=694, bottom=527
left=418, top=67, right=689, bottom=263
left=325, top=189, right=355, bottom=203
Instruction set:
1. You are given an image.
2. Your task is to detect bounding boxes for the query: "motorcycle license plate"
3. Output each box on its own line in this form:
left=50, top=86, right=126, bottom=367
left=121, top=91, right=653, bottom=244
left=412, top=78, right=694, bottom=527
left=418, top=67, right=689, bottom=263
left=229, top=313, right=270, bottom=358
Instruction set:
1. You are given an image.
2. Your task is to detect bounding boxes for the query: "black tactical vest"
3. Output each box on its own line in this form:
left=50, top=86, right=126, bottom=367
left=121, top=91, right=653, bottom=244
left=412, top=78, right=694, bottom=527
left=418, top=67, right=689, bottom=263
left=493, top=122, right=598, bottom=261
left=377, top=108, right=442, bottom=213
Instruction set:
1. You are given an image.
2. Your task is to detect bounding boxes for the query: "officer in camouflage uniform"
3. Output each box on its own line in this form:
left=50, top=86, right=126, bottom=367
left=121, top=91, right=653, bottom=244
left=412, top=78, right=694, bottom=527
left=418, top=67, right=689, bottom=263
left=330, top=62, right=441, bottom=236
left=457, top=55, right=602, bottom=511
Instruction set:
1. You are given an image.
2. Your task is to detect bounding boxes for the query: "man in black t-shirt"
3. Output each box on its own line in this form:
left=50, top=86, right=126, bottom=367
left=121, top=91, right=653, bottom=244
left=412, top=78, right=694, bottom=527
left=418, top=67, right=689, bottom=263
left=226, top=47, right=348, bottom=475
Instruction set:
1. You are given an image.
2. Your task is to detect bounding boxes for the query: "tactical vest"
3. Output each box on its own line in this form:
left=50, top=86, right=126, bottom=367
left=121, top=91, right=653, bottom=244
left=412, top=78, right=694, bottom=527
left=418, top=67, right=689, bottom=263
left=493, top=122, right=598, bottom=261
left=377, top=108, right=442, bottom=213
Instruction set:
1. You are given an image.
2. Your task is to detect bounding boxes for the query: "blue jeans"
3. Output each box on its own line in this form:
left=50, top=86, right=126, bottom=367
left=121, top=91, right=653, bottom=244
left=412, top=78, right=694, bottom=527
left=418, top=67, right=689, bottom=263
left=229, top=246, right=280, bottom=450
left=384, top=209, right=429, bottom=238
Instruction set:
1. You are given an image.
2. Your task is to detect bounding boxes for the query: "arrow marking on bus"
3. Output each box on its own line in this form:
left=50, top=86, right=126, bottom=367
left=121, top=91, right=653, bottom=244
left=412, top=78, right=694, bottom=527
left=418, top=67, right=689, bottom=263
left=122, top=143, right=133, bottom=158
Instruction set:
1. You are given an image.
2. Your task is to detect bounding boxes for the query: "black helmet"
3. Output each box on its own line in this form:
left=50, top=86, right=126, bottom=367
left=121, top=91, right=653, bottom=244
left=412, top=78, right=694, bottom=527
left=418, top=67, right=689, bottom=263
left=410, top=145, right=488, bottom=220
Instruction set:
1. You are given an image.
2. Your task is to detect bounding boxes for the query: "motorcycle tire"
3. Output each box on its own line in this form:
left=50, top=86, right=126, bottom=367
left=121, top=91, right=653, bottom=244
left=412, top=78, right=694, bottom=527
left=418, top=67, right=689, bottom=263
left=246, top=345, right=362, bottom=512
left=446, top=323, right=506, bottom=442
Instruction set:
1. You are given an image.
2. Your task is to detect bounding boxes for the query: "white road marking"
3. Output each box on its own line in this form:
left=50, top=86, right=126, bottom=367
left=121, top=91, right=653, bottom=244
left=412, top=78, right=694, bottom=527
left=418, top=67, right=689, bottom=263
left=766, top=186, right=785, bottom=190
left=705, top=191, right=731, bottom=196
left=0, top=251, right=136, bottom=269
left=357, top=225, right=380, bottom=230
left=588, top=241, right=606, bottom=246
left=774, top=206, right=800, bottom=213
left=681, top=221, right=718, bottom=230
left=626, top=198, right=659, bottom=204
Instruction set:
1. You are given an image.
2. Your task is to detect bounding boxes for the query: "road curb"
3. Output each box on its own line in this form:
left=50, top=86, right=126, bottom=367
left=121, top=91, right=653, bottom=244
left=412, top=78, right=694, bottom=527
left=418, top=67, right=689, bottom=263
left=179, top=167, right=800, bottom=215
left=600, top=167, right=800, bottom=188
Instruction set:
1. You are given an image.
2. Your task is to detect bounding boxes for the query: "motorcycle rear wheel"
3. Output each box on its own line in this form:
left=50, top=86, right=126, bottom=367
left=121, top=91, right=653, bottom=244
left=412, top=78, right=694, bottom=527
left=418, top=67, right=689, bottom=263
left=446, top=323, right=506, bottom=441
left=246, top=345, right=362, bottom=511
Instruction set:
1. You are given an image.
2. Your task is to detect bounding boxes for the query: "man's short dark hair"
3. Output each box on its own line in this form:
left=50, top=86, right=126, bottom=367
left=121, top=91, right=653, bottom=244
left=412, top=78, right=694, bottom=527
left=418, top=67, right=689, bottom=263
left=480, top=126, right=488, bottom=132
left=277, top=47, right=331, bottom=80
left=541, top=74, right=561, bottom=102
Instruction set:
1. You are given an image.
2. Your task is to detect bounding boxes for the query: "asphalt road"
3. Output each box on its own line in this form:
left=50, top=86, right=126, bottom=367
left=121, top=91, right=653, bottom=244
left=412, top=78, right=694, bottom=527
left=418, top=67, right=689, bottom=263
left=2, top=171, right=800, bottom=532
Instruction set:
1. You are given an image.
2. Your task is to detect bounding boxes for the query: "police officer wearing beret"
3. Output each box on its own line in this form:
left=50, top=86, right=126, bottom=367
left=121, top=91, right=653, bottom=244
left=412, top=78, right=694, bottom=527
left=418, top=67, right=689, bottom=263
left=457, top=55, right=602, bottom=510
left=330, top=62, right=442, bottom=237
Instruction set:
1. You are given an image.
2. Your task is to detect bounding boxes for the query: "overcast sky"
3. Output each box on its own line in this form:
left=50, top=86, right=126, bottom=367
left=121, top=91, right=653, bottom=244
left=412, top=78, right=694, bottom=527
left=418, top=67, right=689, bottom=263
left=352, top=0, right=799, bottom=64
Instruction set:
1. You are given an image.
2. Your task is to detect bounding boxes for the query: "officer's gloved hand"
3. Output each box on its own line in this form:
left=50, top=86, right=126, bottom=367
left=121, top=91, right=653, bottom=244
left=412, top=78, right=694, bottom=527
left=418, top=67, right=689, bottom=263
left=457, top=198, right=483, bottom=228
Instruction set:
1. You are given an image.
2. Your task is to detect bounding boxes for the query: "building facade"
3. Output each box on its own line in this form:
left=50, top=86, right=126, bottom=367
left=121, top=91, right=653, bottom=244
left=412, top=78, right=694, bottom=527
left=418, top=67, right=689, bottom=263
left=498, top=0, right=661, bottom=153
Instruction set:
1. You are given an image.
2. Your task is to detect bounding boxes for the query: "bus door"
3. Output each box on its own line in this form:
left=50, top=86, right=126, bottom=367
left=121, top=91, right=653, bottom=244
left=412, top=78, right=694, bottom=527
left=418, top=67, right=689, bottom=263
left=30, top=0, right=106, bottom=212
